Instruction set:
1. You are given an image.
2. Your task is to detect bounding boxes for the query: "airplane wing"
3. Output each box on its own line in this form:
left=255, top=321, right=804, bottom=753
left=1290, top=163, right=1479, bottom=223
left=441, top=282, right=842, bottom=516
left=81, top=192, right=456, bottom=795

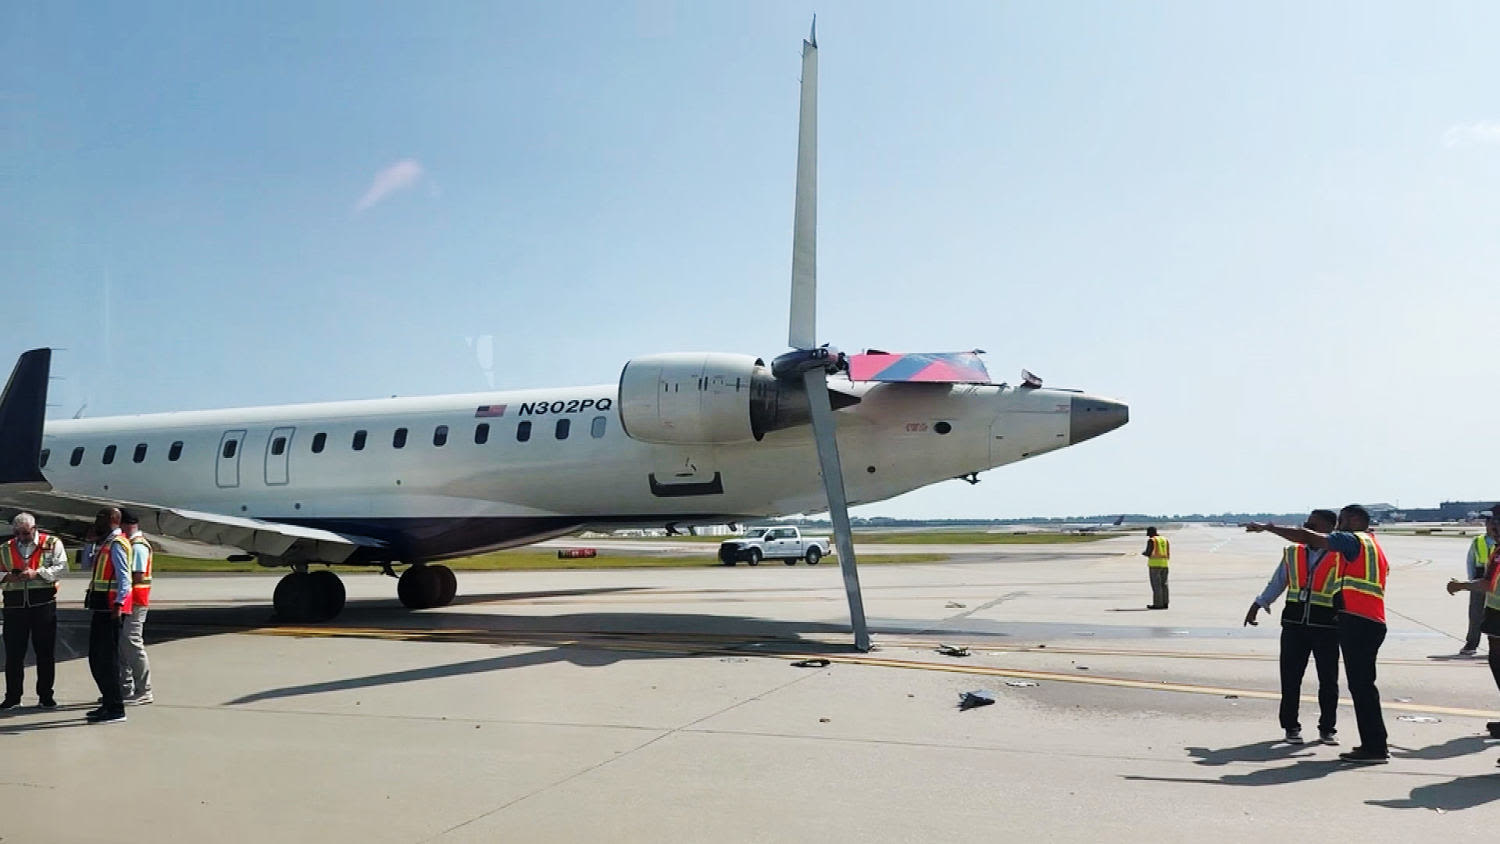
left=0, top=348, right=383, bottom=564
left=847, top=351, right=992, bottom=384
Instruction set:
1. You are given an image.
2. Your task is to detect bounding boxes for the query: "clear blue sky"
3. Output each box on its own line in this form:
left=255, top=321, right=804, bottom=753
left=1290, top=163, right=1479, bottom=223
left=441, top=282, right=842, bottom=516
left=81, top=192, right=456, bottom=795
left=5, top=2, right=1498, bottom=519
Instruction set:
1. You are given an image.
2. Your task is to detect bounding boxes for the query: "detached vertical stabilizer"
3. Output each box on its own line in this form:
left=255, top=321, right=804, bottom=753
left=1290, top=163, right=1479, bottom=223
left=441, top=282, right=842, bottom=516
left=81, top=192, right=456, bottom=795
left=0, top=348, right=52, bottom=486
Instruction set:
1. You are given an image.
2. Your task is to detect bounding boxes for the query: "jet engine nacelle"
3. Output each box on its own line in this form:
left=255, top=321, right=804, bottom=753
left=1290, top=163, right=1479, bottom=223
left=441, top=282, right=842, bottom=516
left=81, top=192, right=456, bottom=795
left=619, top=352, right=847, bottom=445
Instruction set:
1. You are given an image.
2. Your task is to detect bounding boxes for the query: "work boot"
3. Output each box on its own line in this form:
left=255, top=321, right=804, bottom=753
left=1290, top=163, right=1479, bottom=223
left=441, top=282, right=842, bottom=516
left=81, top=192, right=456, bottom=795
left=0, top=699, right=20, bottom=712
left=37, top=696, right=56, bottom=709
left=1338, top=747, right=1389, bottom=764
left=1487, top=721, right=1500, bottom=738
left=1319, top=730, right=1338, bottom=744
left=1284, top=729, right=1304, bottom=744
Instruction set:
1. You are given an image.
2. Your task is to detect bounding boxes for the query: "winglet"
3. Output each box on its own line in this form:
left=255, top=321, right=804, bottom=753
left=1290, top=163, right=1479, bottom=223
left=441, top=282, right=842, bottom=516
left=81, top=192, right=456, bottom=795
left=0, top=349, right=52, bottom=485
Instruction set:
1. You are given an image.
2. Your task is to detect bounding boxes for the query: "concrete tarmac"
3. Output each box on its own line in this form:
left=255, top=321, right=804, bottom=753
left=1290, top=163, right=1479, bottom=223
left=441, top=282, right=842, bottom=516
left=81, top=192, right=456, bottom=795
left=1, top=525, right=1496, bottom=842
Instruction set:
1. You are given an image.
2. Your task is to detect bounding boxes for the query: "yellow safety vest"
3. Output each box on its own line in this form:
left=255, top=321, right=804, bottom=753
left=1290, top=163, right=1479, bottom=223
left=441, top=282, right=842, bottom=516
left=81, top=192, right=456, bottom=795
left=1147, top=535, right=1170, bottom=568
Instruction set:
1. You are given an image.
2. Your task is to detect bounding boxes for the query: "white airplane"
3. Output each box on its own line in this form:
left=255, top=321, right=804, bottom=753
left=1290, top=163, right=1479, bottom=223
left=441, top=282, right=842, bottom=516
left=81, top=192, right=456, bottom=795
left=0, top=25, right=1127, bottom=650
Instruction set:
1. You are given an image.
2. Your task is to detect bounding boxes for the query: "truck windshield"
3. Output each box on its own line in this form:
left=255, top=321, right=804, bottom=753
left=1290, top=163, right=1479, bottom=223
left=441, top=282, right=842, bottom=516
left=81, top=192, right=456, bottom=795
left=744, top=529, right=767, bottom=539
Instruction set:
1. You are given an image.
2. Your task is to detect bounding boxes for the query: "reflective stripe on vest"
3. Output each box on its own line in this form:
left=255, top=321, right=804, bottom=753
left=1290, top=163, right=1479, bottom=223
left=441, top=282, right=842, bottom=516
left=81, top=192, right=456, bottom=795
left=1337, top=531, right=1388, bottom=624
left=130, top=534, right=152, bottom=607
left=1474, top=536, right=1495, bottom=580
left=1281, top=544, right=1339, bottom=627
left=2, top=532, right=59, bottom=604
left=1148, top=536, right=1170, bottom=568
left=89, top=534, right=133, bottom=613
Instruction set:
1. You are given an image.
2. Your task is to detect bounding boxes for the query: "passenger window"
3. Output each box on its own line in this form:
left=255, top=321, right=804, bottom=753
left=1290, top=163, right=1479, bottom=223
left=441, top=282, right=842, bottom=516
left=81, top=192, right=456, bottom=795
left=433, top=425, right=449, bottom=447
left=591, top=416, right=606, bottom=438
left=133, top=444, right=148, bottom=463
left=517, top=421, right=531, bottom=442
left=474, top=423, right=490, bottom=445
left=103, top=445, right=117, bottom=465
left=70, top=447, right=85, bottom=466
left=271, top=437, right=287, bottom=456
left=352, top=430, right=367, bottom=451
left=40, top=448, right=50, bottom=468
left=169, top=441, right=183, bottom=461
left=555, top=419, right=570, bottom=440
left=221, top=440, right=237, bottom=459
left=311, top=433, right=326, bottom=454
left=393, top=427, right=408, bottom=449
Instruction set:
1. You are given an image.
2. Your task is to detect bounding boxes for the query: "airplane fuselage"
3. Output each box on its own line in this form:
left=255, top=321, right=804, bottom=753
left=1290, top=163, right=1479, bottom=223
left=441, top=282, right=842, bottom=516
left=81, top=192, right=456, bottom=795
left=38, top=377, right=1115, bottom=563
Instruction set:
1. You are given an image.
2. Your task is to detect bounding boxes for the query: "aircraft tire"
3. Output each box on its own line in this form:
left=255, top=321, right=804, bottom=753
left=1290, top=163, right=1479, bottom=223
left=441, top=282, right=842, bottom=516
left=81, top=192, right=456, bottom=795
left=273, top=571, right=318, bottom=621
left=747, top=549, right=762, bottom=566
left=433, top=565, right=457, bottom=607
left=398, top=566, right=433, bottom=609
left=805, top=547, right=822, bottom=565
left=309, top=569, right=346, bottom=620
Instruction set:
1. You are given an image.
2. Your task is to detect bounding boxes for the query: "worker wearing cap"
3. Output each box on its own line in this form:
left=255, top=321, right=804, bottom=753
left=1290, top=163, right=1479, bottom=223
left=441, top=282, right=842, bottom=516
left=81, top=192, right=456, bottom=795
left=118, top=510, right=152, bottom=705
left=1245, top=504, right=1390, bottom=764
left=1460, top=511, right=1500, bottom=656
left=1, top=513, right=67, bottom=710
left=1142, top=527, right=1170, bottom=609
left=1244, top=509, right=1341, bottom=745
left=84, top=507, right=132, bottom=724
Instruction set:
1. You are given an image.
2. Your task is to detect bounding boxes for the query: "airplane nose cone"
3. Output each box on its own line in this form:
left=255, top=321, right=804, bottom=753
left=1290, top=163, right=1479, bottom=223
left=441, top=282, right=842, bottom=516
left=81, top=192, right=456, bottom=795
left=1069, top=396, right=1129, bottom=445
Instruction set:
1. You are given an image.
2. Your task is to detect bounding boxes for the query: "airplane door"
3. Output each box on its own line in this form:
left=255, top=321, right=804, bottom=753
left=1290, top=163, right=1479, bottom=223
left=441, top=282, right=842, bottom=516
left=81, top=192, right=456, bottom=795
left=216, top=429, right=246, bottom=488
left=265, top=426, right=294, bottom=485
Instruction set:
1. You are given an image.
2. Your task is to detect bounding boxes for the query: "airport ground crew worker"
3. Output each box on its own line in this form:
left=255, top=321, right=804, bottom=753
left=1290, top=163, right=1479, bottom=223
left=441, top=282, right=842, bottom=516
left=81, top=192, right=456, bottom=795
left=1446, top=529, right=1500, bottom=753
left=1245, top=504, right=1390, bottom=764
left=118, top=511, right=152, bottom=705
left=1244, top=509, right=1340, bottom=745
left=1, top=513, right=67, bottom=710
left=1460, top=513, right=1499, bottom=656
left=85, top=508, right=132, bottom=724
left=1143, top=527, right=1170, bottom=609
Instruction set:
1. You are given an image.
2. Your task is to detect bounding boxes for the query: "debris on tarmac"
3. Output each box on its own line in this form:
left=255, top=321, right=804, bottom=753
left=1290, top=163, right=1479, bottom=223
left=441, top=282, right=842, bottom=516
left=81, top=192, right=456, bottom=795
left=1397, top=715, right=1440, bottom=724
left=1005, top=680, right=1039, bottom=688
left=1224, top=695, right=1239, bottom=699
left=945, top=602, right=967, bottom=608
left=1392, top=697, right=1413, bottom=703
left=937, top=644, right=971, bottom=657
left=791, top=658, right=831, bottom=668
left=958, top=690, right=996, bottom=710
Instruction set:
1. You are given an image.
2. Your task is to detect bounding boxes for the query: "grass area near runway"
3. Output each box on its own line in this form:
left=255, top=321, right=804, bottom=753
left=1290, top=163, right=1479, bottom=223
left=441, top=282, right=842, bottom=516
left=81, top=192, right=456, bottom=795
left=640, top=530, right=1114, bottom=544
left=151, top=548, right=947, bottom=573
left=852, top=531, right=1113, bottom=544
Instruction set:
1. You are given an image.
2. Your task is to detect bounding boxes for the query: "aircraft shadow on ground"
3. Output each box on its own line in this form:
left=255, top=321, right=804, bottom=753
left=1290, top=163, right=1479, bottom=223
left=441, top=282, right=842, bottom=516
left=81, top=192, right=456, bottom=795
left=35, top=594, right=863, bottom=707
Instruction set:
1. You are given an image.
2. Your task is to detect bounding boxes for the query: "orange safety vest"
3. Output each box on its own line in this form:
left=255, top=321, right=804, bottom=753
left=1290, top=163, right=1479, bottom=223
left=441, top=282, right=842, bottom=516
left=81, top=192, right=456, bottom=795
left=87, top=532, right=133, bottom=614
left=1281, top=544, right=1339, bottom=628
left=1335, top=531, right=1388, bottom=624
left=129, top=532, right=152, bottom=607
left=2, top=531, right=59, bottom=607
left=1484, top=548, right=1500, bottom=613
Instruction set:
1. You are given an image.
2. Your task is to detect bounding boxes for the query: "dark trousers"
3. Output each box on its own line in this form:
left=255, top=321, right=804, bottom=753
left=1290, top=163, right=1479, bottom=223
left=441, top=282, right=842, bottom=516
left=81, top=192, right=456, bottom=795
left=1148, top=567, right=1169, bottom=607
left=1464, top=591, right=1485, bottom=651
left=1279, top=623, right=1339, bottom=734
left=3, top=603, right=57, bottom=702
left=1337, top=613, right=1387, bottom=753
left=88, top=612, right=123, bottom=713
left=1489, top=641, right=1500, bottom=693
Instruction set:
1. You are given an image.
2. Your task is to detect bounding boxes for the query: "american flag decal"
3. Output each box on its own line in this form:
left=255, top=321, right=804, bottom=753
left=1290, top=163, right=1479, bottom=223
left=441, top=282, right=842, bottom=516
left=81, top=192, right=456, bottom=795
left=474, top=404, right=507, bottom=418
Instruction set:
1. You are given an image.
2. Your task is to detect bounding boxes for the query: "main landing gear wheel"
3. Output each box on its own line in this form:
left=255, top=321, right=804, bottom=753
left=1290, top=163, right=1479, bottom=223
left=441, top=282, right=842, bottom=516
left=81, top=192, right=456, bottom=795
left=398, top=564, right=457, bottom=610
left=273, top=569, right=346, bottom=622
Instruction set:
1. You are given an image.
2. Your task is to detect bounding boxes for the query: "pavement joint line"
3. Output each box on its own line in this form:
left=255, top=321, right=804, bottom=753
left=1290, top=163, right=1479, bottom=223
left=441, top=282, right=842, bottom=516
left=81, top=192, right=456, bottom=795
left=219, top=624, right=1500, bottom=719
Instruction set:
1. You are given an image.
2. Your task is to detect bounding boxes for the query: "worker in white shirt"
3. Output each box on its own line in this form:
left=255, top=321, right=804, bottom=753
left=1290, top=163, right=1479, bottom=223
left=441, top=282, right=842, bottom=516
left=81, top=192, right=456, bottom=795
left=1, top=513, right=68, bottom=710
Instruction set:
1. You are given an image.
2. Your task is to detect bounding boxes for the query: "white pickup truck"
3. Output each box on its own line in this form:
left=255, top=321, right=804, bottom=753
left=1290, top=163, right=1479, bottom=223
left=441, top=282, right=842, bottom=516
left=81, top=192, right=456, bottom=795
left=718, top=526, right=835, bottom=566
